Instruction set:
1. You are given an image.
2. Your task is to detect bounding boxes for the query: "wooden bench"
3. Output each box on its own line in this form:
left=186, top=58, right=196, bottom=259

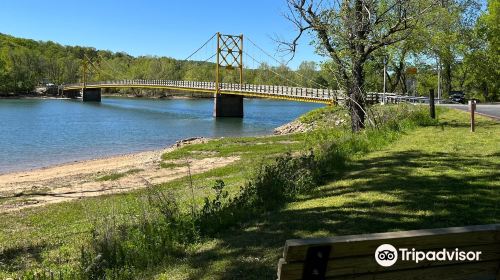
left=277, top=224, right=500, bottom=280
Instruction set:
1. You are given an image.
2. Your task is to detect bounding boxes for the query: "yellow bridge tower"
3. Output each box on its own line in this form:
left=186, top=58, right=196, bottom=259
left=214, top=33, right=245, bottom=117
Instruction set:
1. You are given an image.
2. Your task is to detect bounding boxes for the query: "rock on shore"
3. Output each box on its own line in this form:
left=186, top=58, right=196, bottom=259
left=274, top=110, right=347, bottom=135
left=273, top=120, right=312, bottom=135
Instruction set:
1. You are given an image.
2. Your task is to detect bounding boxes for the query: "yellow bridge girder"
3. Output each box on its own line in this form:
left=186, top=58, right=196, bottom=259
left=62, top=83, right=335, bottom=105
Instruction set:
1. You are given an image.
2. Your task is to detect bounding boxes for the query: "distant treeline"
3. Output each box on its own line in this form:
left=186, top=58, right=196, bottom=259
left=0, top=33, right=331, bottom=96
left=0, top=27, right=498, bottom=101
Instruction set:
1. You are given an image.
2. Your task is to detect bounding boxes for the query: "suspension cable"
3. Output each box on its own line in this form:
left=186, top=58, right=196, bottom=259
left=246, top=36, right=327, bottom=89
left=83, top=54, right=124, bottom=82
left=96, top=53, right=126, bottom=78
left=247, top=35, right=376, bottom=127
left=183, top=33, right=217, bottom=61
left=180, top=53, right=217, bottom=76
left=83, top=34, right=218, bottom=83
left=244, top=51, right=303, bottom=88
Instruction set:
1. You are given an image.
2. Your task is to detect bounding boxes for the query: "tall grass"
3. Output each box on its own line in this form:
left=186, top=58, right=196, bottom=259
left=78, top=187, right=199, bottom=279
left=67, top=105, right=438, bottom=279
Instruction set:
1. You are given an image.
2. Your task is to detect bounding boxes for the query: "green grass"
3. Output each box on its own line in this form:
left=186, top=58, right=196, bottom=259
left=95, top=168, right=144, bottom=181
left=1, top=107, right=499, bottom=279
left=298, top=105, right=348, bottom=124
left=152, top=109, right=500, bottom=279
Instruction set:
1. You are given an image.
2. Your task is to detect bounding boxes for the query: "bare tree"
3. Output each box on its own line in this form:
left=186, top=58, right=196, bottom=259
left=282, top=0, right=437, bottom=131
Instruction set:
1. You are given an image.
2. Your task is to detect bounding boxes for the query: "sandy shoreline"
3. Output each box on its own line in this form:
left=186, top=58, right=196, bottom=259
left=0, top=147, right=172, bottom=176
left=0, top=138, right=239, bottom=213
left=0, top=95, right=283, bottom=213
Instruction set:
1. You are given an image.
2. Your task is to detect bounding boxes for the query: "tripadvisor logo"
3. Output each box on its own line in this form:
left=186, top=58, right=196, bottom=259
left=374, top=244, right=482, bottom=267
left=375, top=244, right=398, bottom=267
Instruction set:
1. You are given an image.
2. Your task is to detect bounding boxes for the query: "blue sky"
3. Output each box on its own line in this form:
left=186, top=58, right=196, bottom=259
left=0, top=0, right=323, bottom=69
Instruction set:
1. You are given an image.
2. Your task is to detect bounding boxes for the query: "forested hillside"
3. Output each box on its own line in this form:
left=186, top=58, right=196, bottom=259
left=0, top=0, right=498, bottom=102
left=0, top=33, right=329, bottom=95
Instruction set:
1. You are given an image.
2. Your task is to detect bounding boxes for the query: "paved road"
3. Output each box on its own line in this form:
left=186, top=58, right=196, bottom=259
left=441, top=104, right=500, bottom=120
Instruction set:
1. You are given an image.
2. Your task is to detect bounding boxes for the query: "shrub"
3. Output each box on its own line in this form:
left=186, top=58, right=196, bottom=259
left=249, top=151, right=318, bottom=208
left=76, top=104, right=437, bottom=278
left=80, top=188, right=198, bottom=279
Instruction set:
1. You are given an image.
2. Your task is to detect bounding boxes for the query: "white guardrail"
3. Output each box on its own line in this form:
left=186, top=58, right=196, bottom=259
left=62, top=80, right=437, bottom=104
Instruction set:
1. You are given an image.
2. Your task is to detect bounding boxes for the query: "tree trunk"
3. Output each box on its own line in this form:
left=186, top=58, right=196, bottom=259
left=401, top=72, right=408, bottom=94
left=443, top=60, right=452, bottom=97
left=390, top=66, right=401, bottom=92
left=481, top=82, right=489, bottom=102
left=349, top=62, right=366, bottom=132
left=389, top=50, right=407, bottom=93
left=347, top=0, right=367, bottom=132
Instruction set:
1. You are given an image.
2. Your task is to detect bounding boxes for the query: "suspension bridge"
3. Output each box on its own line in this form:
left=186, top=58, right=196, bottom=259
left=61, top=32, right=418, bottom=117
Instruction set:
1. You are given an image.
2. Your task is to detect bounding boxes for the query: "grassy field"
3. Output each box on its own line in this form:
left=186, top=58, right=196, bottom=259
left=149, top=109, right=500, bottom=279
left=1, top=106, right=499, bottom=279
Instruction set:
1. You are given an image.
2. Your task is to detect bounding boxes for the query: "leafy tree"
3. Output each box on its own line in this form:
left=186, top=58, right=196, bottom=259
left=421, top=0, right=482, bottom=98
left=462, top=0, right=499, bottom=101
left=283, top=0, right=438, bottom=131
left=297, top=61, right=320, bottom=87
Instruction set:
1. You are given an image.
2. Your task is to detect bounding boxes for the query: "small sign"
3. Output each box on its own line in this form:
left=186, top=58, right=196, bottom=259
left=406, top=67, right=417, bottom=75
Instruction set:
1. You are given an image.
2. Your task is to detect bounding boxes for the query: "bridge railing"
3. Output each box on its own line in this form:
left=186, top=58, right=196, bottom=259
left=62, top=80, right=434, bottom=104
left=219, top=83, right=341, bottom=101
left=63, top=80, right=339, bottom=101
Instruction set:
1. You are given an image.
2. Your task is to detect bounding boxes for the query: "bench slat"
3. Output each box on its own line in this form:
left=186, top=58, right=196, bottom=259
left=278, top=244, right=500, bottom=279
left=283, top=224, right=500, bottom=262
left=278, top=224, right=500, bottom=280
left=325, top=260, right=500, bottom=280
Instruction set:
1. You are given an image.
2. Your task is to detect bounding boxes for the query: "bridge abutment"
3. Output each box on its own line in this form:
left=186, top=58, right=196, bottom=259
left=82, top=88, right=102, bottom=102
left=213, top=94, right=244, bottom=117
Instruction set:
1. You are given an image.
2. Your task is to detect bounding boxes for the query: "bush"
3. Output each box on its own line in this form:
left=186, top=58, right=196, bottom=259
left=76, top=104, right=437, bottom=278
left=249, top=151, right=318, bottom=208
left=79, top=188, right=199, bottom=279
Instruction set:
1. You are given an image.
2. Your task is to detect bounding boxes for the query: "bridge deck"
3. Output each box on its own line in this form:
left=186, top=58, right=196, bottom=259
left=63, top=80, right=339, bottom=104
left=62, top=80, right=434, bottom=105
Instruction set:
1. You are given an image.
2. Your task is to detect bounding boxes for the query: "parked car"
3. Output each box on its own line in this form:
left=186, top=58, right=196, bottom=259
left=449, top=90, right=465, bottom=104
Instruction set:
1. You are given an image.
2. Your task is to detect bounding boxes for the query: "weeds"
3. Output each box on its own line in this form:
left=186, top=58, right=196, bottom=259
left=31, top=104, right=437, bottom=279
left=77, top=180, right=202, bottom=279
left=96, top=169, right=143, bottom=182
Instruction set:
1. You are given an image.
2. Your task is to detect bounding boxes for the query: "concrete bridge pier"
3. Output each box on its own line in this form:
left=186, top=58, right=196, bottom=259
left=63, top=89, right=80, bottom=99
left=213, top=94, right=244, bottom=117
left=82, top=88, right=102, bottom=102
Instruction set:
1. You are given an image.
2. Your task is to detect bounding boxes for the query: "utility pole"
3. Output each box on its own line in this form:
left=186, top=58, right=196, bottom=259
left=383, top=57, right=387, bottom=104
left=382, top=45, right=387, bottom=104
left=437, top=57, right=441, bottom=104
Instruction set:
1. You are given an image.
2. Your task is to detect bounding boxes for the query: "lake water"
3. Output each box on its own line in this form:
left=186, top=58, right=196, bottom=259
left=0, top=97, right=322, bottom=173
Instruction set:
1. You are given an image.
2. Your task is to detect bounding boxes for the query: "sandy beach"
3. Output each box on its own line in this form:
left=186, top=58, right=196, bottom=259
left=0, top=138, right=239, bottom=213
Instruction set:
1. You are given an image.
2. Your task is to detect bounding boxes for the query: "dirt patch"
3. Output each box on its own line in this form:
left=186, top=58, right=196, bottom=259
left=0, top=139, right=238, bottom=213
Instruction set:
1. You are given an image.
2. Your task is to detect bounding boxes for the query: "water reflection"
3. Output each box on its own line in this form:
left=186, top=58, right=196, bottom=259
left=213, top=117, right=245, bottom=135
